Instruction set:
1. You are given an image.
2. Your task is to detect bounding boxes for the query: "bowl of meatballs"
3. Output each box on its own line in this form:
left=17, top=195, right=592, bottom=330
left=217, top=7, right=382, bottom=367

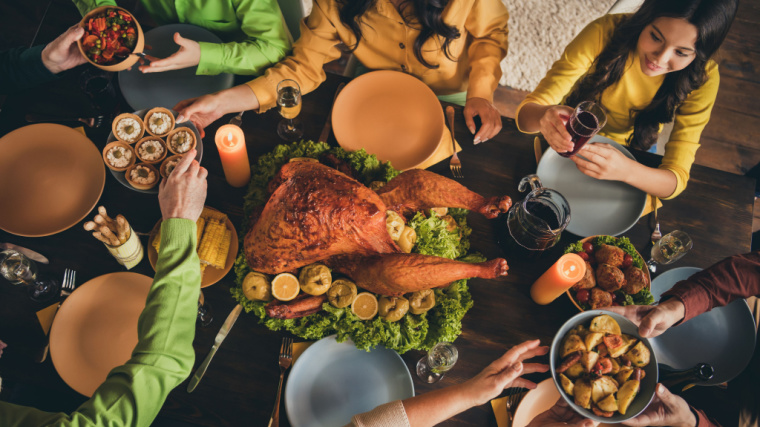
left=564, top=236, right=654, bottom=311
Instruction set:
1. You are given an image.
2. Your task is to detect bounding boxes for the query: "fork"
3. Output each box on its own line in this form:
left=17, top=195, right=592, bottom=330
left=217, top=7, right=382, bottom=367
left=651, top=195, right=662, bottom=244
left=446, top=106, right=462, bottom=179
left=268, top=337, right=293, bottom=427
left=26, top=113, right=105, bottom=128
left=505, top=387, right=526, bottom=427
left=228, top=111, right=245, bottom=127
left=37, top=269, right=76, bottom=363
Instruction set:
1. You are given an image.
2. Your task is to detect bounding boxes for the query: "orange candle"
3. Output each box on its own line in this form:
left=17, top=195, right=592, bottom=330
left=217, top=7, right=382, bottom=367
left=215, top=124, right=251, bottom=187
left=530, top=253, right=586, bottom=305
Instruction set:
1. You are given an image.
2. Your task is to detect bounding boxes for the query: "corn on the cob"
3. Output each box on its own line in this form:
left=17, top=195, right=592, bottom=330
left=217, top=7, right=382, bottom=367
left=214, top=229, right=231, bottom=268
left=201, top=207, right=227, bottom=222
left=152, top=231, right=161, bottom=253
left=195, top=217, right=206, bottom=249
left=198, top=220, right=226, bottom=267
left=200, top=263, right=207, bottom=277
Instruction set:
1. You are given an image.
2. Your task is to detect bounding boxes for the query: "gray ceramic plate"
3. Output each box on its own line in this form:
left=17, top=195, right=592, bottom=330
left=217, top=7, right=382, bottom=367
left=285, top=335, right=414, bottom=427
left=649, top=267, right=756, bottom=385
left=536, top=136, right=647, bottom=237
left=118, top=24, right=234, bottom=111
left=550, top=310, right=658, bottom=423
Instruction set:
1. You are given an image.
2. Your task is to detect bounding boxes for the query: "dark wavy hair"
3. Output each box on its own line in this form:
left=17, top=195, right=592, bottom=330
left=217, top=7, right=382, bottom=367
left=336, top=0, right=460, bottom=69
left=565, top=0, right=738, bottom=150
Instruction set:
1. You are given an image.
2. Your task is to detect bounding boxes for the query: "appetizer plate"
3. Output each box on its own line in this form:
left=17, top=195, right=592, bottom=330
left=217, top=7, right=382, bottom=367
left=106, top=108, right=202, bottom=194
left=550, top=310, right=658, bottom=423
left=0, top=124, right=105, bottom=237
left=512, top=379, right=622, bottom=427
left=285, top=335, right=414, bottom=427
left=537, top=136, right=646, bottom=237
left=118, top=24, right=234, bottom=111
left=146, top=209, right=238, bottom=287
left=649, top=267, right=756, bottom=385
left=332, top=70, right=445, bottom=170
left=50, top=272, right=153, bottom=397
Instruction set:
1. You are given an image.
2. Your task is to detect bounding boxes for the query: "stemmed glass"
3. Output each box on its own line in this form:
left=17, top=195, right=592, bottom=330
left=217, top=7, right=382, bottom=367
left=0, top=250, right=59, bottom=302
left=559, top=101, right=607, bottom=157
left=276, top=79, right=304, bottom=141
left=197, top=290, right=214, bottom=327
left=416, top=342, right=458, bottom=383
left=646, top=230, right=693, bottom=273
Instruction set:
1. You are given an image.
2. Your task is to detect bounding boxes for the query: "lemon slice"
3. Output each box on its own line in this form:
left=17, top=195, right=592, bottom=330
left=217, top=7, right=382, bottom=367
left=271, top=273, right=300, bottom=301
left=351, top=292, right=378, bottom=320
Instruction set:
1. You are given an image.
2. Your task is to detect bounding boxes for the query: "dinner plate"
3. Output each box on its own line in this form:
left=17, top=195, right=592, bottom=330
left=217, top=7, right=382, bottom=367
left=536, top=136, right=647, bottom=237
left=331, top=70, right=445, bottom=170
left=285, top=335, right=414, bottom=427
left=649, top=267, right=756, bottom=385
left=118, top=24, right=235, bottom=111
left=0, top=124, right=105, bottom=237
left=513, top=379, right=622, bottom=427
left=106, top=108, right=203, bottom=194
left=50, top=272, right=153, bottom=397
left=146, top=208, right=238, bottom=287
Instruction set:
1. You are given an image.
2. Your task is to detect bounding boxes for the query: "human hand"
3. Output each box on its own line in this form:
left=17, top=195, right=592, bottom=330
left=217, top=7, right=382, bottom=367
left=622, top=384, right=697, bottom=427
left=461, top=339, right=549, bottom=406
left=41, top=25, right=88, bottom=74
left=605, top=298, right=685, bottom=338
left=527, top=398, right=599, bottom=427
left=174, top=94, right=224, bottom=138
left=538, top=105, right=575, bottom=154
left=464, top=97, right=502, bottom=144
left=569, top=143, right=637, bottom=182
left=139, top=32, right=200, bottom=73
left=158, top=149, right=207, bottom=221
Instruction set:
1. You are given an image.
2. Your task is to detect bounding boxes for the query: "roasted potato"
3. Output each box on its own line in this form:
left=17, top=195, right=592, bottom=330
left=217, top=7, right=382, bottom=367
left=580, top=351, right=600, bottom=373
left=589, top=315, right=622, bottom=335
left=597, top=394, right=618, bottom=413
left=574, top=379, right=593, bottom=409
left=591, top=376, right=619, bottom=403
left=560, top=373, right=574, bottom=396
left=565, top=362, right=586, bottom=379
left=609, top=334, right=637, bottom=358
left=562, top=334, right=587, bottom=357
left=624, top=341, right=651, bottom=367
left=609, top=358, right=621, bottom=375
left=617, top=380, right=640, bottom=415
left=584, top=332, right=604, bottom=351
left=616, top=366, right=634, bottom=384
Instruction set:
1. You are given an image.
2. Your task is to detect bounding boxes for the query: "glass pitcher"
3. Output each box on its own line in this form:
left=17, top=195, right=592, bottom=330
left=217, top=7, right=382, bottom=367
left=503, top=175, right=570, bottom=258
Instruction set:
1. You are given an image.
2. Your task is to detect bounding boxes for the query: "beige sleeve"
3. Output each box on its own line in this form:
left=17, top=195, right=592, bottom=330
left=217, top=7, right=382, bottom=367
left=345, top=400, right=411, bottom=427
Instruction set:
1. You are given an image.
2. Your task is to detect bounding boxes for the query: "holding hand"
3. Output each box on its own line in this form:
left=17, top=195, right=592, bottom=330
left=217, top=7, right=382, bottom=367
left=605, top=298, right=685, bottom=338
left=538, top=105, right=575, bottom=154
left=570, top=142, right=637, bottom=182
left=41, top=25, right=88, bottom=74
left=140, top=33, right=201, bottom=73
left=527, top=398, right=599, bottom=427
left=622, top=384, right=697, bottom=427
left=158, top=149, right=208, bottom=221
left=174, top=95, right=224, bottom=138
left=464, top=97, right=502, bottom=144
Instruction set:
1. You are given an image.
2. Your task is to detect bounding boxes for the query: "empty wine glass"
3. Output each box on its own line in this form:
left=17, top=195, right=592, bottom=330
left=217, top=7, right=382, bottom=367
left=276, top=79, right=303, bottom=141
left=416, top=342, right=458, bottom=383
left=646, top=230, right=693, bottom=273
left=197, top=290, right=214, bottom=327
left=0, top=250, right=59, bottom=302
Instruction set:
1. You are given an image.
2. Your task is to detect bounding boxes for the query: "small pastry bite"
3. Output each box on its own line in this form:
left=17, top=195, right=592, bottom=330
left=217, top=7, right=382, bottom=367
left=102, top=141, right=135, bottom=172
left=160, top=154, right=183, bottom=179
left=125, top=163, right=159, bottom=190
left=166, top=127, right=196, bottom=154
left=135, top=136, right=167, bottom=164
left=112, top=113, right=145, bottom=143
left=144, top=107, right=175, bottom=137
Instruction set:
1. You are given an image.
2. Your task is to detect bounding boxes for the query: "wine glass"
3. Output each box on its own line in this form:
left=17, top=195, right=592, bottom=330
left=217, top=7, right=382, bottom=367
left=559, top=101, right=607, bottom=157
left=0, top=250, right=59, bottom=302
left=416, top=342, right=458, bottom=383
left=646, top=230, right=693, bottom=273
left=276, top=79, right=303, bottom=141
left=197, top=290, right=214, bottom=327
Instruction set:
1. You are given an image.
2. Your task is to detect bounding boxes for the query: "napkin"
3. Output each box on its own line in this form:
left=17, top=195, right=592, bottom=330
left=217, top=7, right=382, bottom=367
left=292, top=341, right=313, bottom=365
left=413, top=129, right=462, bottom=170
left=490, top=396, right=509, bottom=427
left=640, top=195, right=663, bottom=217
left=36, top=303, right=59, bottom=336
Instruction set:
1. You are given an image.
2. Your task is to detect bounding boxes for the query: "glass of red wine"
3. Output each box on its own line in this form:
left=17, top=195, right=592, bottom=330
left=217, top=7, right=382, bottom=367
left=559, top=101, right=607, bottom=157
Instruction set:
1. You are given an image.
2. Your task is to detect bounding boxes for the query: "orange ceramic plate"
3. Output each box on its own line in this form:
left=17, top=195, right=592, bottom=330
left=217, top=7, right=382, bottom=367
left=331, top=70, right=444, bottom=170
left=0, top=124, right=105, bottom=237
left=50, top=272, right=153, bottom=397
left=147, top=209, right=239, bottom=287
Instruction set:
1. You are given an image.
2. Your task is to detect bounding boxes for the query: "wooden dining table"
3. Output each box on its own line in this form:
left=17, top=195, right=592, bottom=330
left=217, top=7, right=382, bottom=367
left=0, top=6, right=755, bottom=425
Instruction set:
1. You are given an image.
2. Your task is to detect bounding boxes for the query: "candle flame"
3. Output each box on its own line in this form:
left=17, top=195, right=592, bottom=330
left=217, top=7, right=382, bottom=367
left=225, top=131, right=235, bottom=148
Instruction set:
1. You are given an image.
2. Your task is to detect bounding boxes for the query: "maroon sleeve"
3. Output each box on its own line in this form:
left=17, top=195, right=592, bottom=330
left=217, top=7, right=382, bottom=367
left=661, top=252, right=760, bottom=322
left=692, top=406, right=721, bottom=427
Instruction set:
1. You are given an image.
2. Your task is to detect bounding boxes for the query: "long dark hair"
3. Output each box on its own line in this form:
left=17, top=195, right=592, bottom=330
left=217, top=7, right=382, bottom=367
left=336, top=0, right=460, bottom=69
left=565, top=0, right=738, bottom=150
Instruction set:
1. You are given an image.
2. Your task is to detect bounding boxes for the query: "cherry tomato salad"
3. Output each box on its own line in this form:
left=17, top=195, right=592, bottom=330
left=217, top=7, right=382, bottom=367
left=81, top=8, right=138, bottom=65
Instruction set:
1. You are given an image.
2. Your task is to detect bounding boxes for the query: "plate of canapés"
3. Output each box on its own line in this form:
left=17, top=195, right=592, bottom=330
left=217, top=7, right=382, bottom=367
left=148, top=206, right=238, bottom=287
left=564, top=236, right=654, bottom=311
left=103, top=107, right=202, bottom=194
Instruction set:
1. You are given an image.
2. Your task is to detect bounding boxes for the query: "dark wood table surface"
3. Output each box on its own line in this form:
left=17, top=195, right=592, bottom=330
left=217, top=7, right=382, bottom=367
left=0, top=3, right=755, bottom=426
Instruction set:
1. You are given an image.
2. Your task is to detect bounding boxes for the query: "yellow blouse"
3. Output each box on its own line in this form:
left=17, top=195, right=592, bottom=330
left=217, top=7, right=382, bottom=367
left=516, top=14, right=719, bottom=199
left=246, top=0, right=509, bottom=112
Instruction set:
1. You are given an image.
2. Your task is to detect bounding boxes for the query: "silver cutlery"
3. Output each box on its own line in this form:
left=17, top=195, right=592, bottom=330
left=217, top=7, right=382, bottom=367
left=37, top=269, right=76, bottom=363
left=25, top=113, right=105, bottom=128
left=187, top=304, right=242, bottom=392
left=0, top=243, right=49, bottom=264
left=228, top=111, right=245, bottom=127
left=505, top=387, right=526, bottom=427
left=446, top=106, right=462, bottom=179
left=268, top=337, right=293, bottom=427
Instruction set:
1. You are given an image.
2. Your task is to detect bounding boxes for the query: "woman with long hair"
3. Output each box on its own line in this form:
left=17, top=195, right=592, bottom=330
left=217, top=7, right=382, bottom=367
left=175, top=0, right=509, bottom=143
left=516, top=0, right=738, bottom=199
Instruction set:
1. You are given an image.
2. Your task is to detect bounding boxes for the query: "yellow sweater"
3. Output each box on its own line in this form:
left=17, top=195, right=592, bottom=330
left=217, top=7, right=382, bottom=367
left=246, top=0, right=509, bottom=112
left=516, top=14, right=719, bottom=199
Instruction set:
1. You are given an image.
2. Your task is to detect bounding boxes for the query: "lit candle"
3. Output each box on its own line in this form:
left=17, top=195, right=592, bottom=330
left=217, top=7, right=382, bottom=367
left=530, top=253, right=587, bottom=305
left=214, top=124, right=251, bottom=187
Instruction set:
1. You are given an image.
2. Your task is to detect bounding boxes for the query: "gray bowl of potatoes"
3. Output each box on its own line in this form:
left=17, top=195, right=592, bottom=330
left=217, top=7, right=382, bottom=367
left=550, top=310, right=658, bottom=423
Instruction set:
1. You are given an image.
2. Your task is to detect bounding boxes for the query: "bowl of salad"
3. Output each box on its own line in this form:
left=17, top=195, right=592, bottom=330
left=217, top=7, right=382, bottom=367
left=77, top=6, right=144, bottom=71
left=564, top=236, right=654, bottom=311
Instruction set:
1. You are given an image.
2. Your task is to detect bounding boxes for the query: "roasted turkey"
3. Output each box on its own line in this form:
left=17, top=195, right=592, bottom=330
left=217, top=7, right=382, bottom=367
left=244, top=161, right=512, bottom=296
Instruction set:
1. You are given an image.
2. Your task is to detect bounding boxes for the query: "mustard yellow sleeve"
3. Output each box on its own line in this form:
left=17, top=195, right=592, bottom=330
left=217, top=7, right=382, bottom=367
left=464, top=0, right=509, bottom=103
left=514, top=15, right=620, bottom=132
left=659, top=61, right=719, bottom=199
left=246, top=0, right=343, bottom=113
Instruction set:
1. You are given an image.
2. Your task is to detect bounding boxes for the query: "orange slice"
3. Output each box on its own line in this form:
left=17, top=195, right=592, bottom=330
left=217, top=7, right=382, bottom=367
left=351, top=292, right=378, bottom=320
left=271, top=273, right=300, bottom=301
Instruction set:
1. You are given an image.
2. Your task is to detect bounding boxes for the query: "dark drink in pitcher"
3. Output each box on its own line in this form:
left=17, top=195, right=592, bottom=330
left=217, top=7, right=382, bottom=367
left=559, top=101, right=607, bottom=158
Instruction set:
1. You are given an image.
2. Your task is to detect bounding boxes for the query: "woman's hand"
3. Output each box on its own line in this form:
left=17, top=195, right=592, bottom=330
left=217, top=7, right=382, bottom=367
left=464, top=97, right=502, bottom=144
left=140, top=33, right=201, bottom=73
left=570, top=143, right=637, bottom=182
left=174, top=94, right=224, bottom=138
left=622, top=384, right=697, bottom=427
left=605, top=298, right=685, bottom=338
left=41, top=25, right=88, bottom=74
left=461, top=339, right=549, bottom=406
left=538, top=105, right=575, bottom=154
left=527, top=398, right=598, bottom=427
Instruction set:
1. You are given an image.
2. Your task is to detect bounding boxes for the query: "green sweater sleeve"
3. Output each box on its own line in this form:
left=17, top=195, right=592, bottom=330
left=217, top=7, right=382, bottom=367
left=72, top=0, right=117, bottom=16
left=0, top=45, right=58, bottom=94
left=0, top=219, right=200, bottom=427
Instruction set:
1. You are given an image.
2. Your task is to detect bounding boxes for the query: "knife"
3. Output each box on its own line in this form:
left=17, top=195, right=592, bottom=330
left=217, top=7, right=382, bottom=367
left=318, top=82, right=346, bottom=144
left=187, top=304, right=242, bottom=392
left=0, top=243, right=49, bottom=264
